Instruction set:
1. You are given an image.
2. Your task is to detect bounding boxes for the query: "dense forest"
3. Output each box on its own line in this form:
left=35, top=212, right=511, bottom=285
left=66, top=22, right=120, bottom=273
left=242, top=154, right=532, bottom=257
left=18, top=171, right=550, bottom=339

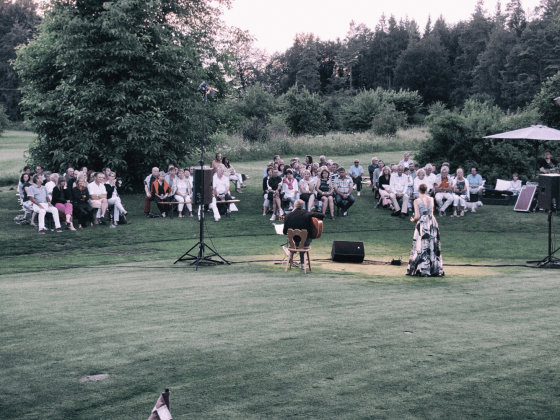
left=233, top=0, right=560, bottom=111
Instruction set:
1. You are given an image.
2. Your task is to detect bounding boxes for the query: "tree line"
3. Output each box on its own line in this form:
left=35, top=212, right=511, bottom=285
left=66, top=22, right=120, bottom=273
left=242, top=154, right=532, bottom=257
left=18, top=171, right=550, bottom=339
left=235, top=0, right=560, bottom=111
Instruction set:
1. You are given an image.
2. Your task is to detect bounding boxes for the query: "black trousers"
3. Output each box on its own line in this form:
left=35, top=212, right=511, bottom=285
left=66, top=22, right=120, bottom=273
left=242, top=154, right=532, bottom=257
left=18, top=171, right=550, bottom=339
left=154, top=196, right=170, bottom=214
left=353, top=176, right=362, bottom=191
left=75, top=203, right=94, bottom=226
left=294, top=238, right=312, bottom=264
left=215, top=193, right=232, bottom=215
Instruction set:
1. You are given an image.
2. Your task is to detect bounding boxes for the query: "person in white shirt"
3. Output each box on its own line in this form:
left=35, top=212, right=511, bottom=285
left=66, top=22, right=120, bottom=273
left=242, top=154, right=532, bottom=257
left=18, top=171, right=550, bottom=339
left=398, top=153, right=414, bottom=168
left=424, top=164, right=437, bottom=195
left=27, top=174, right=63, bottom=234
left=105, top=171, right=127, bottom=226
left=44, top=173, right=58, bottom=200
left=348, top=159, right=364, bottom=196
left=451, top=168, right=470, bottom=217
left=412, top=169, right=427, bottom=198
left=88, top=172, right=109, bottom=224
left=389, top=165, right=410, bottom=218
left=211, top=165, right=232, bottom=222
left=144, top=167, right=159, bottom=216
left=282, top=169, right=299, bottom=210
left=173, top=169, right=193, bottom=217
left=165, top=166, right=178, bottom=192
left=509, top=173, right=522, bottom=195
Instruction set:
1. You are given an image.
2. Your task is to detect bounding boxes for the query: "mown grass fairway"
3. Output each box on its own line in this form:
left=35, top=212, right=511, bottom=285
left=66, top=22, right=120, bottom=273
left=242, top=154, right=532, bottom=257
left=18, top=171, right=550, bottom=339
left=2, top=135, right=560, bottom=418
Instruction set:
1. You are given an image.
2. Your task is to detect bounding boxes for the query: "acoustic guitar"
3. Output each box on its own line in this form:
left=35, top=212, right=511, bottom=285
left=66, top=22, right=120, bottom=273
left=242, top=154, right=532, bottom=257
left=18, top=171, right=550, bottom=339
left=310, top=217, right=323, bottom=239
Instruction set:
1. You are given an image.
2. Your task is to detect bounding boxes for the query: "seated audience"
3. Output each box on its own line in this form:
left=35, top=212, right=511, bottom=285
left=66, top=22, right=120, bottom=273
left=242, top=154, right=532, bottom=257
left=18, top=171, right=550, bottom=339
left=304, top=155, right=313, bottom=169
left=434, top=167, right=454, bottom=216
left=211, top=152, right=222, bottom=173
left=372, top=160, right=385, bottom=195
left=539, top=150, right=558, bottom=173
left=467, top=167, right=483, bottom=199
left=144, top=167, right=159, bottom=216
left=89, top=172, right=109, bottom=224
left=27, top=174, right=63, bottom=234
left=263, top=161, right=274, bottom=177
left=389, top=165, right=409, bottom=219
left=316, top=168, right=335, bottom=219
left=310, top=163, right=320, bottom=181
left=106, top=171, right=128, bottom=226
left=319, top=155, right=327, bottom=167
left=368, top=157, right=379, bottom=184
left=52, top=176, right=76, bottom=230
left=151, top=171, right=171, bottom=217
left=19, top=173, right=34, bottom=214
left=35, top=165, right=45, bottom=180
left=424, top=164, right=437, bottom=193
left=174, top=169, right=193, bottom=217
left=348, top=159, right=364, bottom=196
left=262, top=167, right=273, bottom=215
left=223, top=156, right=246, bottom=193
left=376, top=166, right=392, bottom=209
left=267, top=168, right=284, bottom=221
left=408, top=163, right=417, bottom=179
left=412, top=169, right=427, bottom=199
left=213, top=164, right=233, bottom=221
left=282, top=169, right=299, bottom=210
left=73, top=178, right=95, bottom=228
left=509, top=173, right=522, bottom=195
left=299, top=170, right=316, bottom=211
left=399, top=152, right=414, bottom=168
left=87, top=170, right=96, bottom=183
left=451, top=168, right=469, bottom=217
left=165, top=166, right=178, bottom=191
left=334, top=166, right=355, bottom=216
left=43, top=172, right=54, bottom=198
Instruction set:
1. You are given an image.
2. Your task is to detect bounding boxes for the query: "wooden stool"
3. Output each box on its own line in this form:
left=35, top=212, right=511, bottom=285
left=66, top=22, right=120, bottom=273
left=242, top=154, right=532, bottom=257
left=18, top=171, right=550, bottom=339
left=285, top=229, right=312, bottom=273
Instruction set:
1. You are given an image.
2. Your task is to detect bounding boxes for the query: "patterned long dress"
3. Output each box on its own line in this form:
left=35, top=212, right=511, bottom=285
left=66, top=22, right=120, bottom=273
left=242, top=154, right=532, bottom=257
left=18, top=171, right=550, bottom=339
left=406, top=199, right=444, bottom=277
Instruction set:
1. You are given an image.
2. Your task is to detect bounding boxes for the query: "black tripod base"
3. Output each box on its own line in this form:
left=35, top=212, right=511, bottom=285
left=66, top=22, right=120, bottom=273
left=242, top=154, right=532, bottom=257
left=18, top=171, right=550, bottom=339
left=526, top=256, right=560, bottom=267
left=174, top=241, right=230, bottom=270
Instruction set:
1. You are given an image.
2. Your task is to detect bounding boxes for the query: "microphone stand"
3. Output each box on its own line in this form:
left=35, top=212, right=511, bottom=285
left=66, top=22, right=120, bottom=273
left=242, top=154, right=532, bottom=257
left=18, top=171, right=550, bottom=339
left=174, top=86, right=230, bottom=270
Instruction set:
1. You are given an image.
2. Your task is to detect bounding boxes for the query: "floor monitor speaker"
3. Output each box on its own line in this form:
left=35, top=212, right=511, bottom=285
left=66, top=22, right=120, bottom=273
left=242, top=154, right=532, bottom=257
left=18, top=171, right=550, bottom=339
left=331, top=241, right=365, bottom=263
left=193, top=169, right=214, bottom=205
left=537, top=174, right=560, bottom=210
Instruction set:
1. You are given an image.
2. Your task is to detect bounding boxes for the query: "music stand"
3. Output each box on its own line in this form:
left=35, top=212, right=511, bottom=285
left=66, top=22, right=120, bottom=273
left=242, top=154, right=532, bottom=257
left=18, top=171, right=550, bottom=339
left=174, top=82, right=230, bottom=270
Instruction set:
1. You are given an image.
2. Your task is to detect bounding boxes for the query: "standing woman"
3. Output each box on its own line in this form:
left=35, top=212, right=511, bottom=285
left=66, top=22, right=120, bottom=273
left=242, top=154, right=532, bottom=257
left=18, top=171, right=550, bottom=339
left=316, top=168, right=335, bottom=219
left=406, top=183, right=444, bottom=277
left=262, top=167, right=272, bottom=216
left=72, top=178, right=94, bottom=228
left=52, top=177, right=76, bottom=230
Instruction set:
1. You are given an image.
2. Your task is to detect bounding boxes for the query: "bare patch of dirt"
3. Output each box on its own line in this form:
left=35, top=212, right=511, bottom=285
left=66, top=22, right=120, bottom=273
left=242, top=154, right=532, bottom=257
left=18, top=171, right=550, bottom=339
left=77, top=374, right=109, bottom=382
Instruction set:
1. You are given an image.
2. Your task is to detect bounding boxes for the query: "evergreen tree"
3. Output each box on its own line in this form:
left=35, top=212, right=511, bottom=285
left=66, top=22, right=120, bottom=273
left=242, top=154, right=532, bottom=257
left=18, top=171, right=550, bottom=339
left=295, top=35, right=321, bottom=92
left=394, top=35, right=452, bottom=105
left=532, top=71, right=560, bottom=129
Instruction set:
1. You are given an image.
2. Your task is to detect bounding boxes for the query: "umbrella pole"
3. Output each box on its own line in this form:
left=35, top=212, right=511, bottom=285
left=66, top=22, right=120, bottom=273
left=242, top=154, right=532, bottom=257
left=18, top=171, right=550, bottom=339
left=534, top=141, right=539, bottom=179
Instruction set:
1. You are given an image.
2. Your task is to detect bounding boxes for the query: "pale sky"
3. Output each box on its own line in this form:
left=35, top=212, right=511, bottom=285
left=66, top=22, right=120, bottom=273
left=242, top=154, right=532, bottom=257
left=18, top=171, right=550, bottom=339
left=222, top=0, right=543, bottom=54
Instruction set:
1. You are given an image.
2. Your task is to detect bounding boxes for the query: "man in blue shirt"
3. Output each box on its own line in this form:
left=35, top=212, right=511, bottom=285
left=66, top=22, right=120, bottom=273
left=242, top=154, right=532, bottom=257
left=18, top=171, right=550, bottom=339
left=348, top=159, right=364, bottom=196
left=466, top=167, right=483, bottom=199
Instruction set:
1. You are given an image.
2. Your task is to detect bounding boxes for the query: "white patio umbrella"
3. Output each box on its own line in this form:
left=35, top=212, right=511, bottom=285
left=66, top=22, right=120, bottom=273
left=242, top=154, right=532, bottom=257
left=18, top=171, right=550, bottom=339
left=484, top=125, right=560, bottom=177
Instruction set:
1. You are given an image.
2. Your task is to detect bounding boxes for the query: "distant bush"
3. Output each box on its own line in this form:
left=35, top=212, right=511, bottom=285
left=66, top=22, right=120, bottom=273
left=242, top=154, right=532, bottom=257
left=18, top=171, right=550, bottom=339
left=532, top=71, right=560, bottom=130
left=280, top=85, right=329, bottom=135
left=241, top=118, right=269, bottom=143
left=342, top=88, right=423, bottom=132
left=372, top=109, right=407, bottom=136
left=234, top=83, right=277, bottom=121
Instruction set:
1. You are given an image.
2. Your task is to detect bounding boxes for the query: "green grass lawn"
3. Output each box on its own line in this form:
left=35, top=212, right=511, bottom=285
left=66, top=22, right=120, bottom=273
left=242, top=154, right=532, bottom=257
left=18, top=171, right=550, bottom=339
left=2, top=136, right=560, bottom=418
left=0, top=130, right=34, bottom=185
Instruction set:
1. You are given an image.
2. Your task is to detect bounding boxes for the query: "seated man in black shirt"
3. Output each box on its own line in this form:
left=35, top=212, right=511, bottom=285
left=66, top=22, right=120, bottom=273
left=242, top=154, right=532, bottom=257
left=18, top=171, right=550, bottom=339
left=538, top=150, right=558, bottom=174
left=283, top=199, right=325, bottom=269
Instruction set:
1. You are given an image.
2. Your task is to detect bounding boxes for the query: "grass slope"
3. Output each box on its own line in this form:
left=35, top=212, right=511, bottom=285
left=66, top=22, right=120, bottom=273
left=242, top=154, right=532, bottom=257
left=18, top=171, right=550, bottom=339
left=1, top=265, right=560, bottom=419
left=0, top=130, right=34, bottom=185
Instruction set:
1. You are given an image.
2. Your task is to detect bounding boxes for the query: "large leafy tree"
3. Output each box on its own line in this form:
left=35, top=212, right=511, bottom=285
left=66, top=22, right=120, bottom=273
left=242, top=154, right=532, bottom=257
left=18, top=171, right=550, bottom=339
left=0, top=0, right=41, bottom=120
left=14, top=0, right=230, bottom=185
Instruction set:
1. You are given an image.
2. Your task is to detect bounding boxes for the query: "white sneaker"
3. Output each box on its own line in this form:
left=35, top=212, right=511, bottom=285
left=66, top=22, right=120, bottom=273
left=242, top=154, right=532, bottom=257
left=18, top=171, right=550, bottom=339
left=357, top=192, right=361, bottom=196
left=288, top=204, right=293, bottom=210
left=270, top=214, right=276, bottom=221
left=279, top=209, right=284, bottom=216
left=471, top=208, right=476, bottom=212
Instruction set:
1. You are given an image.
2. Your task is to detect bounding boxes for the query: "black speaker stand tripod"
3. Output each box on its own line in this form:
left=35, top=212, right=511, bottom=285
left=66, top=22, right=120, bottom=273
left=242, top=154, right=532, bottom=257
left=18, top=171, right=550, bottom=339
left=527, top=209, right=560, bottom=267
left=174, top=82, right=230, bottom=270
